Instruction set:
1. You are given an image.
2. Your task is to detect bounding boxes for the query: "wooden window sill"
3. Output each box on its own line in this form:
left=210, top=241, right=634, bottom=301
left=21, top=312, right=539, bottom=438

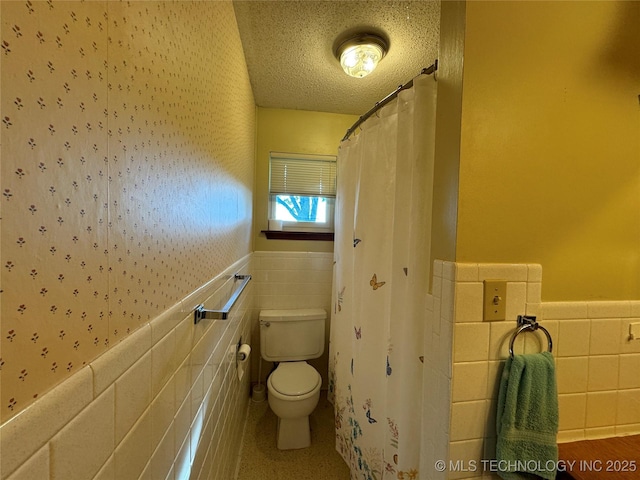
left=261, top=230, right=334, bottom=241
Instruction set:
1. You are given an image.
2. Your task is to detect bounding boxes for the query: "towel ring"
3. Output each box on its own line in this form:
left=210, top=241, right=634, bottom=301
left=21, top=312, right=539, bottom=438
left=509, top=315, right=553, bottom=358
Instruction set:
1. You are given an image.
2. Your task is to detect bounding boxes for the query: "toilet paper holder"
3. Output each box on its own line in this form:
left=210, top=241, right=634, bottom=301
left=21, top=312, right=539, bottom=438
left=237, top=337, right=250, bottom=361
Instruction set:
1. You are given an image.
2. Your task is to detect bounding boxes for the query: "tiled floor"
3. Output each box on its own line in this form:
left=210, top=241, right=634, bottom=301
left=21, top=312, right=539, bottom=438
left=235, top=390, right=351, bottom=480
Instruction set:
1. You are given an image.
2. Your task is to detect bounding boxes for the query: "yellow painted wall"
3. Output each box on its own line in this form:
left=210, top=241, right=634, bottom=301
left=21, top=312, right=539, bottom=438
left=456, top=1, right=640, bottom=300
left=253, top=107, right=358, bottom=252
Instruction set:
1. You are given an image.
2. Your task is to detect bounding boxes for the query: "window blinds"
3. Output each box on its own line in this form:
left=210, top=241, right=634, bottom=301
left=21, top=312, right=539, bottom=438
left=269, top=153, right=337, bottom=197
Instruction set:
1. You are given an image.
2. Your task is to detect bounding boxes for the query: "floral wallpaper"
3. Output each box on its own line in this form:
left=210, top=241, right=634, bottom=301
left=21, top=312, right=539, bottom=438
left=0, top=0, right=255, bottom=422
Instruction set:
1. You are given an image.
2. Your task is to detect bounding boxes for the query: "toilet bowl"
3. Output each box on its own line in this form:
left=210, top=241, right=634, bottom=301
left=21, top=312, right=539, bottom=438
left=267, top=361, right=322, bottom=450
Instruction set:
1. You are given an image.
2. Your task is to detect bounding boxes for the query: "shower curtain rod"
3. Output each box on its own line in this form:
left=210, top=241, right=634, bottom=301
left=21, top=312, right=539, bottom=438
left=341, top=60, right=438, bottom=142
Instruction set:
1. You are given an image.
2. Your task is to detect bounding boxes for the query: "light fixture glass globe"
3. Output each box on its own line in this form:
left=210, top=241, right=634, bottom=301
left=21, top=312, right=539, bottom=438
left=339, top=42, right=385, bottom=78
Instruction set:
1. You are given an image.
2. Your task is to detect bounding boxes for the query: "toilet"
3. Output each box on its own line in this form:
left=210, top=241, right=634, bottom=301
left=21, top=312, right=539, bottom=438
left=259, top=308, right=325, bottom=450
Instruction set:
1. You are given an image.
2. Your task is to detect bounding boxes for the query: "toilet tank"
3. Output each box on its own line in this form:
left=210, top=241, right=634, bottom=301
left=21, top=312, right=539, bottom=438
left=259, top=309, right=326, bottom=362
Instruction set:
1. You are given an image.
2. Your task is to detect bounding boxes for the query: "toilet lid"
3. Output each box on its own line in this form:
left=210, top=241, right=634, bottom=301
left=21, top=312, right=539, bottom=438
left=270, top=362, right=320, bottom=396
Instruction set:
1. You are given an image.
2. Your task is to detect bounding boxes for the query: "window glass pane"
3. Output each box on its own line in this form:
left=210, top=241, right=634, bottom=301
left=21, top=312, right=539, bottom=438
left=274, top=195, right=327, bottom=223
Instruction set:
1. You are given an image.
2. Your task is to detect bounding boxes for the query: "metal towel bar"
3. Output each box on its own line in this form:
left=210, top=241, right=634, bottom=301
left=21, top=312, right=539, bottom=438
left=194, top=274, right=251, bottom=324
left=509, top=315, right=553, bottom=358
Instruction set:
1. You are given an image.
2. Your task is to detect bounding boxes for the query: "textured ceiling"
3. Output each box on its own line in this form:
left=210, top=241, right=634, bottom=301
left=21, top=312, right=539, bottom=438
left=233, top=0, right=440, bottom=115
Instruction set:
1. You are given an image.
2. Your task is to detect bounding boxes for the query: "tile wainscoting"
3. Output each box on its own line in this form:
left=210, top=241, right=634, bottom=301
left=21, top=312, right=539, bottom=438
left=0, top=255, right=252, bottom=480
left=0, top=250, right=336, bottom=480
left=6, top=256, right=634, bottom=480
left=437, top=261, right=640, bottom=480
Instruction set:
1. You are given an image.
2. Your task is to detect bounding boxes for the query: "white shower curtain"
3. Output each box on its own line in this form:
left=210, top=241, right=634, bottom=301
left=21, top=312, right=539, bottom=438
left=329, top=74, right=437, bottom=480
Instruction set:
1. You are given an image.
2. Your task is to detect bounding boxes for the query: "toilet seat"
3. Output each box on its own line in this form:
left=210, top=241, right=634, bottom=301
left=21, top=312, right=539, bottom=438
left=270, top=362, right=320, bottom=396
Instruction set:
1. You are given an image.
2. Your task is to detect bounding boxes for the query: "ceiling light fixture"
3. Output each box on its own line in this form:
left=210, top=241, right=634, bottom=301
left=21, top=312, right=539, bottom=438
left=335, top=33, right=388, bottom=79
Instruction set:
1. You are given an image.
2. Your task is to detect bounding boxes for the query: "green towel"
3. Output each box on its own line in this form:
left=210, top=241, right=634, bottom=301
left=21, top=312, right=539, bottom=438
left=496, top=352, right=559, bottom=480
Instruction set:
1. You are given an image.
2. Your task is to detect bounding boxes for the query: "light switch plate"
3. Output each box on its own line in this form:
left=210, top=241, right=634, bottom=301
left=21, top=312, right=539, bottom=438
left=483, top=279, right=507, bottom=321
left=630, top=322, right=640, bottom=340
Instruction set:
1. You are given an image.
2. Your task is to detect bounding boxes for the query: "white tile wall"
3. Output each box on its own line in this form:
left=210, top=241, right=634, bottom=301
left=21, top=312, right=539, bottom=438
left=445, top=262, right=640, bottom=480
left=251, top=251, right=334, bottom=311
left=0, top=255, right=252, bottom=480
left=420, top=260, right=454, bottom=480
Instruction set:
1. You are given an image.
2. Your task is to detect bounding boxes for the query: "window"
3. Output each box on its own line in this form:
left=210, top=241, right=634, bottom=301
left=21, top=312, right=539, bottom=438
left=269, top=152, right=337, bottom=233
